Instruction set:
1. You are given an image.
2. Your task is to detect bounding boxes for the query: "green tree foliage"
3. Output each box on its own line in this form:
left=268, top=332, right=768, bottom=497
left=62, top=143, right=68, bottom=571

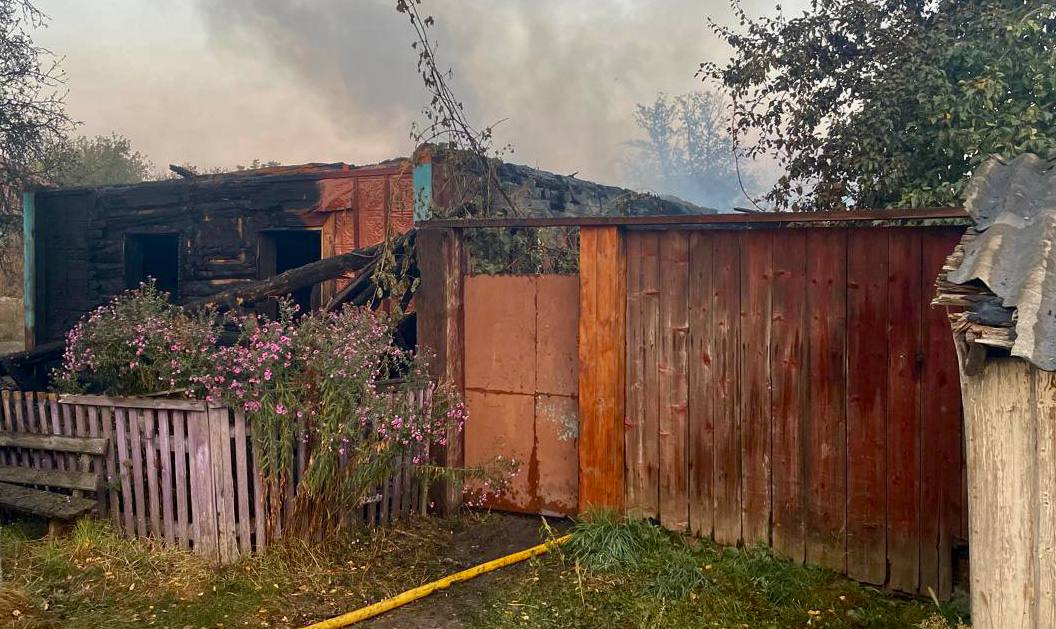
left=0, top=0, right=71, bottom=233
left=626, top=91, right=754, bottom=209
left=46, top=133, right=153, bottom=187
left=701, top=0, right=1056, bottom=210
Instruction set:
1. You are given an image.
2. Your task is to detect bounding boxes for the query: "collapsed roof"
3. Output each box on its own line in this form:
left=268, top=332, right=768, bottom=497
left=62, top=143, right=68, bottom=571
left=935, top=153, right=1056, bottom=370
left=427, top=146, right=715, bottom=218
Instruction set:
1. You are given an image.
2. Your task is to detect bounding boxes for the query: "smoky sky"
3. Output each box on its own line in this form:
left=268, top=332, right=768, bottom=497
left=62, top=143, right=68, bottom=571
left=34, top=1, right=796, bottom=206
left=193, top=0, right=791, bottom=198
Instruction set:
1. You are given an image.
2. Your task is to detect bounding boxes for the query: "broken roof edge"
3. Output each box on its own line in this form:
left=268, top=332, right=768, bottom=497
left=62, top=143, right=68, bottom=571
left=29, top=157, right=413, bottom=197
left=938, top=153, right=1056, bottom=371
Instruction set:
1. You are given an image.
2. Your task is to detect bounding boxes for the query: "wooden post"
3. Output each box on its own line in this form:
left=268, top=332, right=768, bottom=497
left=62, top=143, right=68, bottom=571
left=416, top=228, right=466, bottom=515
left=958, top=353, right=1056, bottom=629
left=578, top=226, right=626, bottom=512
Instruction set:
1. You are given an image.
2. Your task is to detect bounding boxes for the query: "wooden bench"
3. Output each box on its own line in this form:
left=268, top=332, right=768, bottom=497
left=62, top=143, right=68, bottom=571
left=0, top=432, right=109, bottom=534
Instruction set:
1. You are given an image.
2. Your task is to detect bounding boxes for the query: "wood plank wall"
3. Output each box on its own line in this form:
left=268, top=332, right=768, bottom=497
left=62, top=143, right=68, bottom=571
left=621, top=225, right=964, bottom=598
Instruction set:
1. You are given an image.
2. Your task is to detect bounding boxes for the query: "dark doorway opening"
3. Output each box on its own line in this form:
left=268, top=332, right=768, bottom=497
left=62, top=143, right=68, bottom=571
left=259, top=230, right=322, bottom=314
left=125, top=233, right=180, bottom=299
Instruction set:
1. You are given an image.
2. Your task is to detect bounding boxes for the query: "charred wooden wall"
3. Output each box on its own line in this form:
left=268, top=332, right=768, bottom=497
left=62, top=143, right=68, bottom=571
left=31, top=164, right=413, bottom=346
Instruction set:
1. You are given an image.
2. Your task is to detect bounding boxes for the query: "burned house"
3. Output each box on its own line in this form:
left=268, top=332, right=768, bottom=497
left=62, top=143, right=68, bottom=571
left=23, top=160, right=415, bottom=348
left=20, top=145, right=708, bottom=351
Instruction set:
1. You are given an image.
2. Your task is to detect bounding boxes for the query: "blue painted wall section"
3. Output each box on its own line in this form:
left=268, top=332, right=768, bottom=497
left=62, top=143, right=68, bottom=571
left=413, top=159, right=433, bottom=223
left=22, top=191, right=35, bottom=349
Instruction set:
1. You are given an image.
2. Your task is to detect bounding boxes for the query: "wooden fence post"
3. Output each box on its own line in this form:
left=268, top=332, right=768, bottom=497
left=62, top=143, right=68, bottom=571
left=578, top=226, right=626, bottom=512
left=416, top=227, right=466, bottom=515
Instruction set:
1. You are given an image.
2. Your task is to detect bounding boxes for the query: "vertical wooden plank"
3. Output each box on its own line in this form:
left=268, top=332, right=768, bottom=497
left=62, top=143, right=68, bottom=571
left=381, top=466, right=391, bottom=523
left=770, top=229, right=808, bottom=562
left=114, top=408, right=135, bottom=536
left=12, top=391, right=27, bottom=466
left=846, top=228, right=890, bottom=584
left=86, top=405, right=104, bottom=513
left=688, top=232, right=715, bottom=538
left=47, top=395, right=63, bottom=471
left=921, top=229, right=964, bottom=599
left=416, top=228, right=466, bottom=515
left=713, top=232, right=742, bottom=546
left=61, top=401, right=75, bottom=475
left=578, top=226, right=626, bottom=511
left=391, top=452, right=404, bottom=520
left=658, top=231, right=690, bottom=531
left=100, top=406, right=120, bottom=526
left=740, top=230, right=773, bottom=545
left=624, top=231, right=647, bottom=518
left=143, top=410, right=162, bottom=537
left=578, top=227, right=598, bottom=513
left=210, top=407, right=238, bottom=562
left=158, top=410, right=175, bottom=545
left=233, top=411, right=252, bottom=554
left=29, top=393, right=45, bottom=468
left=249, top=420, right=266, bottom=551
left=0, top=390, right=13, bottom=465
left=641, top=232, right=661, bottom=519
left=32, top=394, right=50, bottom=470
left=128, top=408, right=148, bottom=538
left=1037, top=368, right=1056, bottom=629
left=804, top=227, right=848, bottom=573
left=886, top=230, right=922, bottom=593
left=23, top=392, right=42, bottom=469
left=73, top=405, right=89, bottom=488
left=188, top=410, right=218, bottom=559
left=173, top=411, right=190, bottom=549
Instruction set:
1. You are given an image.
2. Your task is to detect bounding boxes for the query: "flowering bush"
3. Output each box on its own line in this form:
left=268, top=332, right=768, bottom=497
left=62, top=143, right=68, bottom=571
left=55, top=282, right=219, bottom=396
left=56, top=287, right=509, bottom=535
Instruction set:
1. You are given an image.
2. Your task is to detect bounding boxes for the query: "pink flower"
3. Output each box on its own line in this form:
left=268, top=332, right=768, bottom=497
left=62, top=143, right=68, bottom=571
left=275, top=403, right=287, bottom=415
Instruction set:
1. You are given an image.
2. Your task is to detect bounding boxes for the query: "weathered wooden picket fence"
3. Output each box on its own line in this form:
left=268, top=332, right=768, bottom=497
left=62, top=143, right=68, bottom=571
left=0, top=389, right=430, bottom=563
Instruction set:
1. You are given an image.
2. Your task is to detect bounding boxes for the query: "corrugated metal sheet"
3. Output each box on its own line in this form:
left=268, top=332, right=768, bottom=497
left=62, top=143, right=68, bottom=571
left=947, top=153, right=1056, bottom=370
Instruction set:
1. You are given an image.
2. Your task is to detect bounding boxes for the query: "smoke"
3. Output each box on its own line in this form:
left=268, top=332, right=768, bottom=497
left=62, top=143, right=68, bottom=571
left=194, top=0, right=791, bottom=196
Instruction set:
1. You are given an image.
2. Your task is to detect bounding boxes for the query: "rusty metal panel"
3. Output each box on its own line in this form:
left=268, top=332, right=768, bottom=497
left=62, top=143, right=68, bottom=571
left=461, top=274, right=580, bottom=515
left=464, top=275, right=537, bottom=394
left=535, top=275, right=579, bottom=397
left=535, top=394, right=578, bottom=515
left=464, top=390, right=535, bottom=513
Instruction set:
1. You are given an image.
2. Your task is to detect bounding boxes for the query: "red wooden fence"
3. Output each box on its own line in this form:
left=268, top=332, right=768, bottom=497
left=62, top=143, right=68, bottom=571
left=622, top=225, right=964, bottom=597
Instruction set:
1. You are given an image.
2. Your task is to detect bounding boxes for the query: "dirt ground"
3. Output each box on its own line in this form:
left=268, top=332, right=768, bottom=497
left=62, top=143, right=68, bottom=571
left=362, top=513, right=568, bottom=628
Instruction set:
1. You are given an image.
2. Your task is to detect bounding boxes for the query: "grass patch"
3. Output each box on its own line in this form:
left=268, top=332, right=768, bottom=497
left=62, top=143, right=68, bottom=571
left=472, top=511, right=968, bottom=628
left=0, top=513, right=498, bottom=627
left=0, top=512, right=969, bottom=628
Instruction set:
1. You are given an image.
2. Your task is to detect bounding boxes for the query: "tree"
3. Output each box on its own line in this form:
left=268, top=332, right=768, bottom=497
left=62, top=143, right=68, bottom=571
left=46, top=133, right=152, bottom=187
left=0, top=0, right=71, bottom=227
left=701, top=0, right=1056, bottom=211
left=626, top=91, right=754, bottom=209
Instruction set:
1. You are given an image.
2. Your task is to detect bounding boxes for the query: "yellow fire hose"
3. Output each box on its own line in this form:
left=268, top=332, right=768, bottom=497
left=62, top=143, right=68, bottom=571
left=304, top=533, right=572, bottom=628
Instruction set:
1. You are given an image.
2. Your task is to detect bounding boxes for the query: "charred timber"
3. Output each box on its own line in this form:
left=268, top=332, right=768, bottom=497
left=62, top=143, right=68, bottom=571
left=183, top=231, right=416, bottom=311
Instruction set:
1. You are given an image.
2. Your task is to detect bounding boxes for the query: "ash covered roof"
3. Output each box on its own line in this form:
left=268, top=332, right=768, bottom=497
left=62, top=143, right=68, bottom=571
left=938, top=153, right=1056, bottom=370
left=489, top=160, right=714, bottom=217
left=430, top=147, right=715, bottom=218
